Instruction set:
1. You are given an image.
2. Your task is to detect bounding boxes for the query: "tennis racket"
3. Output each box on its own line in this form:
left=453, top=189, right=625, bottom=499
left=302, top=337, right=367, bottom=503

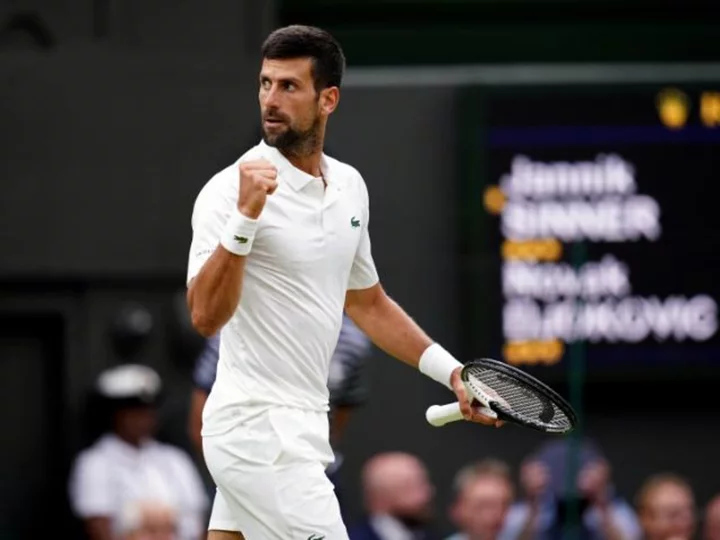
left=426, top=358, right=577, bottom=434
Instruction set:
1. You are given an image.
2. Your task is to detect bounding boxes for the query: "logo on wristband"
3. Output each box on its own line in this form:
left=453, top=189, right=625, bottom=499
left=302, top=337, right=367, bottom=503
left=350, top=216, right=360, bottom=228
left=233, top=235, right=249, bottom=244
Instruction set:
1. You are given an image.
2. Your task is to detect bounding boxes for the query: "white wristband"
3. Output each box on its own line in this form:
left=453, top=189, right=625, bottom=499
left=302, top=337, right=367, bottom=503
left=220, top=212, right=259, bottom=256
left=419, top=343, right=463, bottom=390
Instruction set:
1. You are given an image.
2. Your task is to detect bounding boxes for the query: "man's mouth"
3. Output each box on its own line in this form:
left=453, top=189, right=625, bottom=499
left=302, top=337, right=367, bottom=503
left=264, top=117, right=285, bottom=126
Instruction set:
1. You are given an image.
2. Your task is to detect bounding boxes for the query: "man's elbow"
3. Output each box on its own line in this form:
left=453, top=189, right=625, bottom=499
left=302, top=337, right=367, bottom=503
left=345, top=284, right=386, bottom=321
left=187, top=283, right=228, bottom=337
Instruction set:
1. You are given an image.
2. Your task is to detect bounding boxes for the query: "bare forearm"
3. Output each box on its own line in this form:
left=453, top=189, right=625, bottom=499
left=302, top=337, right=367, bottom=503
left=187, top=247, right=246, bottom=337
left=346, top=284, right=498, bottom=425
left=346, top=293, right=431, bottom=369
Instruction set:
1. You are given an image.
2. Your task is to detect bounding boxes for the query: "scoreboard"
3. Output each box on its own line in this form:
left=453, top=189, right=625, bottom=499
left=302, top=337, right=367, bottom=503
left=458, top=81, right=720, bottom=381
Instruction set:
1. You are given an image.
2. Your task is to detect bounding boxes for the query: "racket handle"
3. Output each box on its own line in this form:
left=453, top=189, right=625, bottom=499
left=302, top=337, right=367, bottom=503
left=426, top=403, right=464, bottom=426
left=425, top=402, right=497, bottom=427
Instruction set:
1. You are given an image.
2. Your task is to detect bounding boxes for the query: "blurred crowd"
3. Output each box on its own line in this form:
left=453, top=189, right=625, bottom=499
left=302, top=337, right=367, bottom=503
left=347, top=447, right=720, bottom=540
left=66, top=323, right=720, bottom=540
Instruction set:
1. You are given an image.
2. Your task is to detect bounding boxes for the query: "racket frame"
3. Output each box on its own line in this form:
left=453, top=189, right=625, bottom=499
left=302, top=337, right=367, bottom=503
left=427, top=358, right=578, bottom=434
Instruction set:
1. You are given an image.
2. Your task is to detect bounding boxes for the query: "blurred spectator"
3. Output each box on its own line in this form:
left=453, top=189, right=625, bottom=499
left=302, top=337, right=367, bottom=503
left=348, top=451, right=437, bottom=540
left=68, top=364, right=208, bottom=540
left=117, top=500, right=177, bottom=540
left=187, top=313, right=373, bottom=511
left=446, top=458, right=515, bottom=540
left=635, top=473, right=696, bottom=540
left=705, top=495, right=720, bottom=540
left=505, top=439, right=640, bottom=540
left=187, top=333, right=220, bottom=458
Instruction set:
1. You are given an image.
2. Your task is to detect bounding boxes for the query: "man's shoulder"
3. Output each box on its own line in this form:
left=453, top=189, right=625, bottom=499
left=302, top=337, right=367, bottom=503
left=324, top=154, right=366, bottom=189
left=237, top=142, right=266, bottom=164
left=192, top=144, right=264, bottom=210
left=193, top=162, right=235, bottom=208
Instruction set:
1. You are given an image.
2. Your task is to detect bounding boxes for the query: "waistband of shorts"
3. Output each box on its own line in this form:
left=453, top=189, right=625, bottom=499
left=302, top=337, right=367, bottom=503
left=230, top=399, right=329, bottom=415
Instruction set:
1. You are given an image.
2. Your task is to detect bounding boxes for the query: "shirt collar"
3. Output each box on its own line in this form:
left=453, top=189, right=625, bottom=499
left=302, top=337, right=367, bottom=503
left=258, top=140, right=330, bottom=192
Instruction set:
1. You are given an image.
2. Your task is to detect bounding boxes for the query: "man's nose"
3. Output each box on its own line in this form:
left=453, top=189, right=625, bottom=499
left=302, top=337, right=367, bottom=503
left=263, top=85, right=281, bottom=108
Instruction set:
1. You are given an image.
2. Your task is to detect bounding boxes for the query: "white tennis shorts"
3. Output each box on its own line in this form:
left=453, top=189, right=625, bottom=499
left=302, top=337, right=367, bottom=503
left=203, top=406, right=349, bottom=540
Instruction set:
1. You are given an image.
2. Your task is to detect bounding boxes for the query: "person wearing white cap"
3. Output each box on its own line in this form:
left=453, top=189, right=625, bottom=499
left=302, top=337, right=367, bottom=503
left=68, top=364, right=208, bottom=540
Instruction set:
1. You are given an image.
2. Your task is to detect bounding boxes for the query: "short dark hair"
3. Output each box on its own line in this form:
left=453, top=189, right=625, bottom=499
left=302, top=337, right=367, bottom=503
left=261, top=25, right=345, bottom=90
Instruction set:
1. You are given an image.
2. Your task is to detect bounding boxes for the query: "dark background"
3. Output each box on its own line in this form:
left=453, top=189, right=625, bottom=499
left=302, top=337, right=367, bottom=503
left=2, top=0, right=720, bottom=537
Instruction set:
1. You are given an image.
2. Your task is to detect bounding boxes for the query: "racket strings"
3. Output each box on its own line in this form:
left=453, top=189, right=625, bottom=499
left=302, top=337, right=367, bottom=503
left=466, top=367, right=573, bottom=431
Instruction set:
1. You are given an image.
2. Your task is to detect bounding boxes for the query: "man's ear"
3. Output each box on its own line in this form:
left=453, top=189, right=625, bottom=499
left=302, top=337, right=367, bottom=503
left=320, top=86, right=340, bottom=116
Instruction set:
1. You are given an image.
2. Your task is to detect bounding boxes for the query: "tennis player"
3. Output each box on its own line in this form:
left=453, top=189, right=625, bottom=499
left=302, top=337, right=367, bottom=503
left=186, top=24, right=502, bottom=540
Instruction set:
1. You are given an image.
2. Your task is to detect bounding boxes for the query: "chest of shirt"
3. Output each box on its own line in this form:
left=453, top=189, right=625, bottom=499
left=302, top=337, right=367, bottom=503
left=251, top=179, right=364, bottom=272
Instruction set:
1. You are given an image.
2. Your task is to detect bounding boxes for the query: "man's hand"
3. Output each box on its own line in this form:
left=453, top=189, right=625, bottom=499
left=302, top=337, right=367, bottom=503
left=238, top=159, right=278, bottom=219
left=450, top=367, right=504, bottom=427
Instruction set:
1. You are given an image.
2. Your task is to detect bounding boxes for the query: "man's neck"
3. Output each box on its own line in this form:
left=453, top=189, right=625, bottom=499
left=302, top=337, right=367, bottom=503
left=282, top=148, right=323, bottom=178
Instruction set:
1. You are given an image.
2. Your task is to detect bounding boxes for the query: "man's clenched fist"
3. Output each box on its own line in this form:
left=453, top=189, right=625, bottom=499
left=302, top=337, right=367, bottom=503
left=238, top=159, right=278, bottom=219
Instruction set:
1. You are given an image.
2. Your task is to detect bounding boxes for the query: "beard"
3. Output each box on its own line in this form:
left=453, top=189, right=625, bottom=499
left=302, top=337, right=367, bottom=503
left=262, top=111, right=321, bottom=157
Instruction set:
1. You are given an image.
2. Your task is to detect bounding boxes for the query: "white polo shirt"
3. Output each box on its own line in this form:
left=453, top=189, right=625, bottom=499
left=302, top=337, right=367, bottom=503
left=187, top=141, right=378, bottom=440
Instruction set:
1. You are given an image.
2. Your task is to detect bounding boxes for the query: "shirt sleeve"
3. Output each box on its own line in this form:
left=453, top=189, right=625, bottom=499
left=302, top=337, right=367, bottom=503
left=68, top=450, right=113, bottom=518
left=347, top=177, right=380, bottom=291
left=186, top=180, right=230, bottom=286
left=191, top=334, right=220, bottom=392
left=328, top=315, right=373, bottom=407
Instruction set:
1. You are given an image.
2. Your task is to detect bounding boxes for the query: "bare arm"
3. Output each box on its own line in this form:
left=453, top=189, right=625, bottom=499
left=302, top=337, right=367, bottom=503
left=344, top=283, right=431, bottom=369
left=345, top=283, right=500, bottom=427
left=187, top=248, right=247, bottom=337
left=187, top=159, right=278, bottom=337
